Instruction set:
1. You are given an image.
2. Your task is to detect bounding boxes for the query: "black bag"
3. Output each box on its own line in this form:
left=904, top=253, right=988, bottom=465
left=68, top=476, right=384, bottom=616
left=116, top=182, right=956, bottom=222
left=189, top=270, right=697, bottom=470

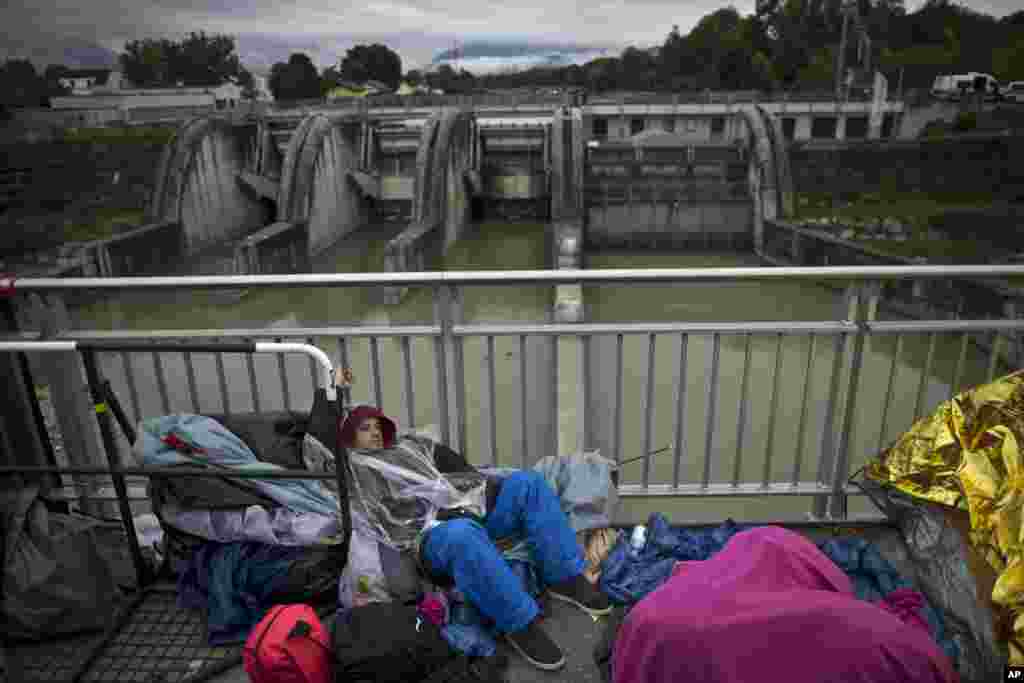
left=1, top=477, right=121, bottom=641
left=331, top=602, right=456, bottom=683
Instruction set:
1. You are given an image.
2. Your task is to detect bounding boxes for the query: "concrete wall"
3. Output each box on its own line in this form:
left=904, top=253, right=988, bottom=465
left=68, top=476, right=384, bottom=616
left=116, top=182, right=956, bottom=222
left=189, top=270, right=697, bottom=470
left=587, top=202, right=752, bottom=248
left=51, top=92, right=216, bottom=110
left=763, top=218, right=1014, bottom=319
left=95, top=221, right=185, bottom=276
left=417, top=109, right=475, bottom=250
left=151, top=118, right=266, bottom=253
left=581, top=107, right=790, bottom=255
left=484, top=173, right=547, bottom=199
left=382, top=109, right=478, bottom=304
left=278, top=114, right=367, bottom=257
left=761, top=218, right=1022, bottom=366
left=550, top=107, right=583, bottom=221
left=583, top=104, right=906, bottom=144
left=232, top=221, right=309, bottom=275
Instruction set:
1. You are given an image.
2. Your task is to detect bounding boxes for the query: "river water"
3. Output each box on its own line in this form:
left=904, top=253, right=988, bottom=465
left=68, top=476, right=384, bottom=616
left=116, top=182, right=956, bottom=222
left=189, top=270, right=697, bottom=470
left=71, top=221, right=1000, bottom=523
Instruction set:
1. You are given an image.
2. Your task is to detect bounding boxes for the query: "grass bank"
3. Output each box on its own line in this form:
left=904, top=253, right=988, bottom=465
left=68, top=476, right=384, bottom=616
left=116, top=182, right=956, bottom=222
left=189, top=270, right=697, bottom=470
left=794, top=189, right=1018, bottom=265
left=62, top=126, right=176, bottom=145
left=62, top=207, right=147, bottom=242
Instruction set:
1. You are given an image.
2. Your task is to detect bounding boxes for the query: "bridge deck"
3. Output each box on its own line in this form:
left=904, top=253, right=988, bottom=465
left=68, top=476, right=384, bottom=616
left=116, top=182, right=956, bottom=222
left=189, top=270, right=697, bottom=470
left=4, top=522, right=911, bottom=683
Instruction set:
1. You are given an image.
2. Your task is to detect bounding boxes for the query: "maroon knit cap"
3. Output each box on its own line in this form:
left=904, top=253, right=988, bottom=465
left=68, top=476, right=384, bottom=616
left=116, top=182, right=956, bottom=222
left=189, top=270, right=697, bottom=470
left=338, top=405, right=396, bottom=449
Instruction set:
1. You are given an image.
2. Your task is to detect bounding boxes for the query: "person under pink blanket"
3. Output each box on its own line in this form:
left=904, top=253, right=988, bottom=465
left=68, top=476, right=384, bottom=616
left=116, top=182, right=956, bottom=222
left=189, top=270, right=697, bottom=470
left=613, top=526, right=959, bottom=683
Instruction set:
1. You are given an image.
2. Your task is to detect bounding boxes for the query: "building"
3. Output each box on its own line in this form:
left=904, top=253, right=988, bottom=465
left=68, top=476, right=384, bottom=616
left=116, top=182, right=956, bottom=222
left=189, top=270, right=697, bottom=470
left=58, top=69, right=129, bottom=94
left=211, top=81, right=243, bottom=109
left=50, top=80, right=244, bottom=112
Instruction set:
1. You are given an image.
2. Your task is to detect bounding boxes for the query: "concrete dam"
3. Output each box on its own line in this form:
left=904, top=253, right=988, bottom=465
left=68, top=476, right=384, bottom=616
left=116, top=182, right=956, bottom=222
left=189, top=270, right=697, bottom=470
left=119, top=101, right=795, bottom=320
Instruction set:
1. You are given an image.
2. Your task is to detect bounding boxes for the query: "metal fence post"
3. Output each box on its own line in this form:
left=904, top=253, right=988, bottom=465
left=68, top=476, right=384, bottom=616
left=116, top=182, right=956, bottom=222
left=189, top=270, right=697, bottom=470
left=432, top=285, right=452, bottom=446
left=80, top=348, right=151, bottom=589
left=433, top=284, right=463, bottom=451
left=1003, top=297, right=1022, bottom=370
left=451, top=285, right=467, bottom=456
left=812, top=282, right=860, bottom=519
left=827, top=280, right=872, bottom=519
left=28, top=292, right=114, bottom=518
left=0, top=296, right=55, bottom=484
left=579, top=333, right=593, bottom=453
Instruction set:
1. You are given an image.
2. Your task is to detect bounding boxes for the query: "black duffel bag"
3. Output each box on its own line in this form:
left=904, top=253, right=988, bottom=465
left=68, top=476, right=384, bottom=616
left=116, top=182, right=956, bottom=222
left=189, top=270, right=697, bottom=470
left=330, top=602, right=507, bottom=683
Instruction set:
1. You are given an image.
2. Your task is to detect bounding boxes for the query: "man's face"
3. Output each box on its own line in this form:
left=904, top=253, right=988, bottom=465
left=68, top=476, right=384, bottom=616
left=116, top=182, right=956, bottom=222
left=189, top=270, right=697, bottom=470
left=353, top=417, right=384, bottom=449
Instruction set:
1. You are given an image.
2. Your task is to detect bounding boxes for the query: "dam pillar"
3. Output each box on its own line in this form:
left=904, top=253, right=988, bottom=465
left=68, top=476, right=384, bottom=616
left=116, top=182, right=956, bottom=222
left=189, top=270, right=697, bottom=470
left=278, top=115, right=368, bottom=258
left=383, top=108, right=476, bottom=302
left=149, top=117, right=267, bottom=255
left=736, top=106, right=794, bottom=259
left=550, top=106, right=586, bottom=324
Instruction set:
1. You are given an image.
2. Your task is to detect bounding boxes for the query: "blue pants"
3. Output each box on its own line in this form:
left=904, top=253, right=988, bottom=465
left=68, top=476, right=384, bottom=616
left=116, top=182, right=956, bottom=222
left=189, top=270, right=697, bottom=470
left=422, top=470, right=585, bottom=633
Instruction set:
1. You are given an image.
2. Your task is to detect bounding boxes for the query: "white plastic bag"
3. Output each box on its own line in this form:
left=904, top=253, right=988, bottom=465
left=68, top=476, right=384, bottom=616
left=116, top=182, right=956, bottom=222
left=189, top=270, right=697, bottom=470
left=338, top=512, right=390, bottom=609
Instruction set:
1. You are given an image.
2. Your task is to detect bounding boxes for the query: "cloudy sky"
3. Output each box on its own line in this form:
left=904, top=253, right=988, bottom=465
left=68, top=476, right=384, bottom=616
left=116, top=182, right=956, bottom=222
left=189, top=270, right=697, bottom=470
left=1, top=0, right=1019, bottom=73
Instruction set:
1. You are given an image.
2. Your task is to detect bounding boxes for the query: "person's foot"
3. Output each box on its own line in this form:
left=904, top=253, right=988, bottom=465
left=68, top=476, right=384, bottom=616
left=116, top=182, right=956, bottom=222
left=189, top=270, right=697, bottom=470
left=505, top=618, right=566, bottom=671
left=548, top=573, right=613, bottom=617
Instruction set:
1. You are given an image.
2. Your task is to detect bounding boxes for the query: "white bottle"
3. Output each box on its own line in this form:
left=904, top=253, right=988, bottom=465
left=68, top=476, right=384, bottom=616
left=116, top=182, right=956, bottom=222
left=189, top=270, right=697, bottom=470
left=630, top=525, right=647, bottom=553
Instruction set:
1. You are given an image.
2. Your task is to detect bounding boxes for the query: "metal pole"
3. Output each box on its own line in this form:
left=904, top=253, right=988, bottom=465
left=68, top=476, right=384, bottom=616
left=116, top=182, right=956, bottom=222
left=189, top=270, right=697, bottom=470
left=0, top=297, right=57, bottom=479
left=80, top=349, right=150, bottom=589
left=829, top=319, right=866, bottom=520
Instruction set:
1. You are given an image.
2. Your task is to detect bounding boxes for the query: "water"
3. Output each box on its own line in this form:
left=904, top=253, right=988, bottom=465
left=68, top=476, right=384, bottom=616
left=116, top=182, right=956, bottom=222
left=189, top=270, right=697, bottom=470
left=67, top=221, right=1002, bottom=523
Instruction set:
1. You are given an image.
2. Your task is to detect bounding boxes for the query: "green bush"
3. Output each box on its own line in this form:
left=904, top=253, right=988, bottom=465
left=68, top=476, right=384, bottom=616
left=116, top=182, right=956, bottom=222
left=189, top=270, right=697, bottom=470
left=918, top=120, right=949, bottom=139
left=952, top=112, right=978, bottom=133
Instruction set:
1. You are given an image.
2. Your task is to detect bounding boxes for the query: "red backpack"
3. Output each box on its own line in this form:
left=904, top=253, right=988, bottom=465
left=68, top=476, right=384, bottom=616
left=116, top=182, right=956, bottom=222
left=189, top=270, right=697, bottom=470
left=244, top=604, right=332, bottom=683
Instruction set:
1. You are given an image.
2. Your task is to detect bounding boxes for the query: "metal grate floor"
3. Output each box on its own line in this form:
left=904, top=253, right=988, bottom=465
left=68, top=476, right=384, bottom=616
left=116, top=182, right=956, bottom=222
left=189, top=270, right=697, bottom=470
left=79, top=588, right=242, bottom=683
left=13, top=586, right=243, bottom=683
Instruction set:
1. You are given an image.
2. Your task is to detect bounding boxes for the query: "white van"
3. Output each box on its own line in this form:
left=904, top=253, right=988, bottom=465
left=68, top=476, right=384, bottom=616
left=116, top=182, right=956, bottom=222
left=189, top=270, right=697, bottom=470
left=931, top=73, right=1000, bottom=101
left=1006, top=81, right=1024, bottom=103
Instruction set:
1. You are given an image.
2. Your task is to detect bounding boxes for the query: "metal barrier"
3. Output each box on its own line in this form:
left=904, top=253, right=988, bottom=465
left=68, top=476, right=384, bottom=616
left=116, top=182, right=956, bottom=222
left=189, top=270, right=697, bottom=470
left=4, top=266, right=1024, bottom=525
left=0, top=339, right=340, bottom=589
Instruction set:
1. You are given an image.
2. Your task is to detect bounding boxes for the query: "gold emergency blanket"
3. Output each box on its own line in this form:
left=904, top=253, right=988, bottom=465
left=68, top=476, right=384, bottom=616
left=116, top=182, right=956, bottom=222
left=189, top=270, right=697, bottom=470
left=866, top=369, right=1024, bottom=663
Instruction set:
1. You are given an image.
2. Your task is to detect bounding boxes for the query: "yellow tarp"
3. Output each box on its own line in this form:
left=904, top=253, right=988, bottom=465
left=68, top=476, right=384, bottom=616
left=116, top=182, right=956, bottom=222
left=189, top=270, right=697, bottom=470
left=866, top=369, right=1024, bottom=663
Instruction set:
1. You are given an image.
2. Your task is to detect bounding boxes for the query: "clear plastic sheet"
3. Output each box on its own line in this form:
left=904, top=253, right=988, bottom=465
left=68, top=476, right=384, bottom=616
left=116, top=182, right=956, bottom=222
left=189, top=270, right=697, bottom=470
left=303, top=433, right=486, bottom=552
left=337, top=510, right=391, bottom=609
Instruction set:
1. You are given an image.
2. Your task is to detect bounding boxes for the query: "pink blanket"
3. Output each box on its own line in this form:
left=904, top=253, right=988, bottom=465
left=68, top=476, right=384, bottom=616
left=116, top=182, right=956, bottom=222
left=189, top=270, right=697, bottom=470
left=613, top=526, right=958, bottom=683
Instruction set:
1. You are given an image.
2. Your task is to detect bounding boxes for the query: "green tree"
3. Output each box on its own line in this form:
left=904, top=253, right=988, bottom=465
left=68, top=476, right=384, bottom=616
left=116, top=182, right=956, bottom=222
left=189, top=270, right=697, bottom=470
left=236, top=67, right=256, bottom=99
left=120, top=38, right=176, bottom=86
left=172, top=32, right=242, bottom=86
left=120, top=32, right=244, bottom=88
left=428, top=64, right=476, bottom=93
left=795, top=46, right=836, bottom=88
left=338, top=44, right=402, bottom=90
left=993, top=43, right=1024, bottom=82
left=0, top=59, right=47, bottom=108
left=320, top=65, right=344, bottom=96
left=620, top=46, right=657, bottom=90
left=268, top=53, right=321, bottom=100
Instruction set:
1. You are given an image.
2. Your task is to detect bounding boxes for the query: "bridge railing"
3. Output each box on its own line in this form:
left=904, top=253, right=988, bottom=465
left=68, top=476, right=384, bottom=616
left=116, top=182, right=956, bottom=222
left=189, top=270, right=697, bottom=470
left=4, top=266, right=1024, bottom=525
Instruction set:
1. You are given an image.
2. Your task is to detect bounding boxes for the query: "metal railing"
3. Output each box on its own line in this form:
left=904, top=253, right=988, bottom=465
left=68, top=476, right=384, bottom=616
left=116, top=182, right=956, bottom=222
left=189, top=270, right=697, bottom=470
left=4, top=265, right=1024, bottom=525
left=0, top=339, right=341, bottom=587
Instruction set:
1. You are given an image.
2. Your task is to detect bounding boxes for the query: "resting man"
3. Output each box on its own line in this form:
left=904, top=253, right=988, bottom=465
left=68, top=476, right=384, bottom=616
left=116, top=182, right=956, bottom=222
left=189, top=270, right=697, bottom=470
left=339, top=404, right=612, bottom=671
